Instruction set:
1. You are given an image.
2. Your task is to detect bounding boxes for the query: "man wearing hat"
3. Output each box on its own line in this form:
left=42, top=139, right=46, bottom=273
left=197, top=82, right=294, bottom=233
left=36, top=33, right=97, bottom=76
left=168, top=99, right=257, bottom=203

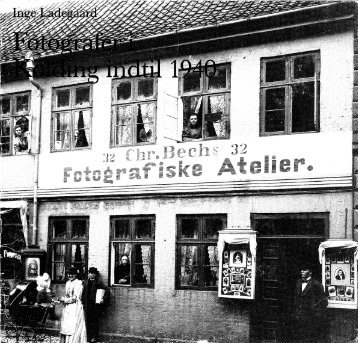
left=82, top=267, right=107, bottom=343
left=293, top=266, right=328, bottom=342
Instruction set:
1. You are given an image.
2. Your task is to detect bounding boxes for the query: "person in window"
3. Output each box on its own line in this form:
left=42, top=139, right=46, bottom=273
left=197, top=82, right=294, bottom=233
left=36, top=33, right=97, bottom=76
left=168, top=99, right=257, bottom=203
left=114, top=254, right=130, bottom=284
left=13, top=125, right=28, bottom=153
left=182, top=114, right=202, bottom=141
left=335, top=269, right=345, bottom=281
left=59, top=267, right=87, bottom=343
left=82, top=267, right=108, bottom=343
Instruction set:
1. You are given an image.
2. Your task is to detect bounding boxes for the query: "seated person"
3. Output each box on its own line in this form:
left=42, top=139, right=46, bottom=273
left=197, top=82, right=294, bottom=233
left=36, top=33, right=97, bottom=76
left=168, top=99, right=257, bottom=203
left=114, top=254, right=130, bottom=284
left=182, top=114, right=202, bottom=141
left=36, top=273, right=52, bottom=304
left=13, top=125, right=28, bottom=153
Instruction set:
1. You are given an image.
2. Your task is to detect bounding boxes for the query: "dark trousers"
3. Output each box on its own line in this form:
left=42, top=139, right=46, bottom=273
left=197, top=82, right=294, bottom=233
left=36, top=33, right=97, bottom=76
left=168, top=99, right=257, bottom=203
left=85, top=304, right=100, bottom=341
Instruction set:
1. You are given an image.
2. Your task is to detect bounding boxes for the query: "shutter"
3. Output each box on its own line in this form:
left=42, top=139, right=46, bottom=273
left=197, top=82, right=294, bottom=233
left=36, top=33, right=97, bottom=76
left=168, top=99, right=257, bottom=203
left=163, top=92, right=182, bottom=142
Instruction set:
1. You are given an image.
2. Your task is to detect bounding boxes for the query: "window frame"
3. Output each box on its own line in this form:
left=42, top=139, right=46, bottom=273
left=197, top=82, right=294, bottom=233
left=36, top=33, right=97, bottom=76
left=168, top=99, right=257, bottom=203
left=179, top=63, right=231, bottom=141
left=0, top=91, right=31, bottom=156
left=48, top=216, right=89, bottom=283
left=110, top=215, right=155, bottom=288
left=51, top=84, right=93, bottom=152
left=111, top=77, right=158, bottom=147
left=176, top=214, right=227, bottom=291
left=260, top=51, right=320, bottom=136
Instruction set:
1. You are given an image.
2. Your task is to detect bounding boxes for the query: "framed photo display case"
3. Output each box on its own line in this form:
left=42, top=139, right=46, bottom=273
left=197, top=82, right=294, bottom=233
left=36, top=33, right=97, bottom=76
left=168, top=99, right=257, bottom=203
left=218, top=229, right=257, bottom=299
left=319, top=240, right=358, bottom=309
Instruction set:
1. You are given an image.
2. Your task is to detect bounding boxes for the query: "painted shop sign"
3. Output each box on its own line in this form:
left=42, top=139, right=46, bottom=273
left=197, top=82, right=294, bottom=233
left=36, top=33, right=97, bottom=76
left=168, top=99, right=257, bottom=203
left=38, top=132, right=351, bottom=188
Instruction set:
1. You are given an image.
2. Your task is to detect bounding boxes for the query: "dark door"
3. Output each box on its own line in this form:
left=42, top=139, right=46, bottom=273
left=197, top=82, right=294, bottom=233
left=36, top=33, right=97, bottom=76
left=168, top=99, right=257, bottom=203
left=252, top=238, right=323, bottom=342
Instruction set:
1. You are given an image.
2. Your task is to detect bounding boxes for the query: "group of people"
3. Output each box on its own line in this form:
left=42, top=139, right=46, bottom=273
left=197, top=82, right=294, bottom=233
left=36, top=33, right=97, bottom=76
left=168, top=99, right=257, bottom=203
left=34, top=260, right=327, bottom=343
left=35, top=266, right=108, bottom=343
left=59, top=266, right=107, bottom=343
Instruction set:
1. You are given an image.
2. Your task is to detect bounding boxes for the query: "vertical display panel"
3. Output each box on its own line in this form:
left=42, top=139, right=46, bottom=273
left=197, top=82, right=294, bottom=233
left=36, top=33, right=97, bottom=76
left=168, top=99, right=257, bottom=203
left=323, top=248, right=357, bottom=309
left=218, top=230, right=256, bottom=299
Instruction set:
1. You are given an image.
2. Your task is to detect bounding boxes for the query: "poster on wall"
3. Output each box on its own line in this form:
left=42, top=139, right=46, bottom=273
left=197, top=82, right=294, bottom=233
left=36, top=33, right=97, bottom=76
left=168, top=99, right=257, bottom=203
left=25, top=257, right=40, bottom=280
left=218, top=230, right=256, bottom=299
left=319, top=240, right=358, bottom=309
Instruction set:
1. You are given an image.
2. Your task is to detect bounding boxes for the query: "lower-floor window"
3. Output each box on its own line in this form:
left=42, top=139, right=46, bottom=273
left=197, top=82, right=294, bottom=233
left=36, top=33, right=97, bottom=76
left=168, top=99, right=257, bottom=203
left=176, top=215, right=226, bottom=290
left=110, top=216, right=155, bottom=287
left=48, top=217, right=88, bottom=282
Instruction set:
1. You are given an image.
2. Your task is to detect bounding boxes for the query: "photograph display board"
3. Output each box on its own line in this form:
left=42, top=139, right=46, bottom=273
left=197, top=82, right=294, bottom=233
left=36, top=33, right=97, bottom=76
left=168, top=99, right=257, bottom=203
left=218, top=230, right=256, bottom=299
left=320, top=240, right=358, bottom=309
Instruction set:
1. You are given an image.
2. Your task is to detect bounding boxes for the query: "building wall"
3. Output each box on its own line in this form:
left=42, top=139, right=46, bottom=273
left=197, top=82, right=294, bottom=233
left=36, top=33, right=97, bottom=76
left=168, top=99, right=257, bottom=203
left=0, top=31, right=354, bottom=199
left=39, top=191, right=351, bottom=342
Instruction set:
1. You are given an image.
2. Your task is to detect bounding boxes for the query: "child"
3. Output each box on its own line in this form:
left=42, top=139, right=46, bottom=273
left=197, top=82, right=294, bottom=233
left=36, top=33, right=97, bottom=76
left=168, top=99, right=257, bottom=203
left=36, top=272, right=52, bottom=304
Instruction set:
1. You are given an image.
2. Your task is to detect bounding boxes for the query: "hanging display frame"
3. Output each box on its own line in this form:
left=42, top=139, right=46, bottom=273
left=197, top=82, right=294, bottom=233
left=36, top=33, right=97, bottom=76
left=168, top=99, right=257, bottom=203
left=319, top=239, right=358, bottom=310
left=218, top=229, right=257, bottom=299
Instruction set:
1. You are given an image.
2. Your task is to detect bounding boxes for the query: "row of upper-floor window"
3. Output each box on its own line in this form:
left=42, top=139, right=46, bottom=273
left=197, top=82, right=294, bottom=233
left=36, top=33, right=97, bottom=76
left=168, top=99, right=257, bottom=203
left=0, top=51, right=320, bottom=156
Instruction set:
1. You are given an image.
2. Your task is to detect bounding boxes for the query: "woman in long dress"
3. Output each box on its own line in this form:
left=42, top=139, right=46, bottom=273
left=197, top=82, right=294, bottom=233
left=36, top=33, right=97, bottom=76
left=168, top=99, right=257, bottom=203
left=60, top=267, right=87, bottom=343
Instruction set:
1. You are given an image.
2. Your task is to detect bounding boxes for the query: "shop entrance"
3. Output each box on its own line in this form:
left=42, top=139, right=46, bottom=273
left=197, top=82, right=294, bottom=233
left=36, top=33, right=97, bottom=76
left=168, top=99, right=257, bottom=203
left=251, top=213, right=327, bottom=343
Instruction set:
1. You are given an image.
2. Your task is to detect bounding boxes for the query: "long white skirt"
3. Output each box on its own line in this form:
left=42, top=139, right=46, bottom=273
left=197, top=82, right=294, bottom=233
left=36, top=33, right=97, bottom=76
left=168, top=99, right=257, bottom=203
left=60, top=301, right=87, bottom=343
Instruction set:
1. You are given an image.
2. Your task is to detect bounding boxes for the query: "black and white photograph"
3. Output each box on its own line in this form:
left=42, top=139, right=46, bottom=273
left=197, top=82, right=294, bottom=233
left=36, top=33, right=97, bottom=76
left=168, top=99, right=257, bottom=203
left=1, top=0, right=358, bottom=342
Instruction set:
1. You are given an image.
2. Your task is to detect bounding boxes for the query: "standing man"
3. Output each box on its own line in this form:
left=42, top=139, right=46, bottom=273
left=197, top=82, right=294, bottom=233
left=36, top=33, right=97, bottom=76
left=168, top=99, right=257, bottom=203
left=82, top=267, right=107, bottom=343
left=293, top=266, right=328, bottom=342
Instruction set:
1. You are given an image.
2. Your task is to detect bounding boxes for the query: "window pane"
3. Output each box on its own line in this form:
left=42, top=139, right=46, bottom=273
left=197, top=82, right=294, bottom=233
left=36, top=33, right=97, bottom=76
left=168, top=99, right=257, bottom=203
left=71, top=244, right=86, bottom=275
left=57, top=89, right=70, bottom=107
left=133, top=244, right=152, bottom=284
left=114, top=242, right=132, bottom=284
left=53, top=244, right=66, bottom=281
left=113, top=105, right=132, bottom=145
left=71, top=219, right=87, bottom=238
left=294, top=55, right=315, bottom=79
left=53, top=220, right=67, bottom=238
left=265, top=88, right=285, bottom=132
left=265, top=60, right=286, bottom=82
left=292, top=82, right=315, bottom=132
left=138, top=79, right=154, bottom=98
left=180, top=218, right=199, bottom=239
left=0, top=118, right=10, bottom=154
left=0, top=97, right=10, bottom=115
left=179, top=245, right=199, bottom=286
left=204, top=218, right=223, bottom=239
left=183, top=72, right=201, bottom=93
left=137, top=103, right=155, bottom=143
left=75, top=87, right=90, bottom=106
left=14, top=116, right=29, bottom=133
left=117, top=82, right=131, bottom=101
left=208, top=66, right=227, bottom=90
left=203, top=245, right=219, bottom=287
left=53, top=112, right=71, bottom=150
left=206, top=95, right=228, bottom=138
left=74, top=110, right=90, bottom=148
left=114, top=219, right=130, bottom=239
left=135, top=219, right=152, bottom=239
left=16, top=94, right=29, bottom=112
left=182, top=96, right=203, bottom=140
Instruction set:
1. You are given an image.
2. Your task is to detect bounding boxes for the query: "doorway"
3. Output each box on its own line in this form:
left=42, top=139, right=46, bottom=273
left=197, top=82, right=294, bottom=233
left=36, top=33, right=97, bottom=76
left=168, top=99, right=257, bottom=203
left=251, top=213, right=328, bottom=342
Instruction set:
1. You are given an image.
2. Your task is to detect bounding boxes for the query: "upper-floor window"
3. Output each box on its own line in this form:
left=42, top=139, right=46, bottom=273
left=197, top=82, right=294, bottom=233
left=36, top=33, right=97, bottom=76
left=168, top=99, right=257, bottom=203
left=48, top=217, right=89, bottom=282
left=51, top=84, right=92, bottom=151
left=180, top=64, right=230, bottom=141
left=176, top=214, right=226, bottom=290
left=111, top=78, right=157, bottom=146
left=110, top=216, right=155, bottom=287
left=0, top=92, right=30, bottom=155
left=260, top=52, right=320, bottom=135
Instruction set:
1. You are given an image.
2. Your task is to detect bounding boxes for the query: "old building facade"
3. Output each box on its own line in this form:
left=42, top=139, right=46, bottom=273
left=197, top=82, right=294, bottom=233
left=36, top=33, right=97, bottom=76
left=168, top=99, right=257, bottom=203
left=1, top=1, right=358, bottom=342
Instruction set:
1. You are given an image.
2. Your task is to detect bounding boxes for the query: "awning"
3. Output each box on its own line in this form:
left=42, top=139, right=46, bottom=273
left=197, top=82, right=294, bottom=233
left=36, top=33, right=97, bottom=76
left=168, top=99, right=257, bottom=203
left=218, top=230, right=257, bottom=257
left=318, top=239, right=358, bottom=264
left=0, top=200, right=28, bottom=246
